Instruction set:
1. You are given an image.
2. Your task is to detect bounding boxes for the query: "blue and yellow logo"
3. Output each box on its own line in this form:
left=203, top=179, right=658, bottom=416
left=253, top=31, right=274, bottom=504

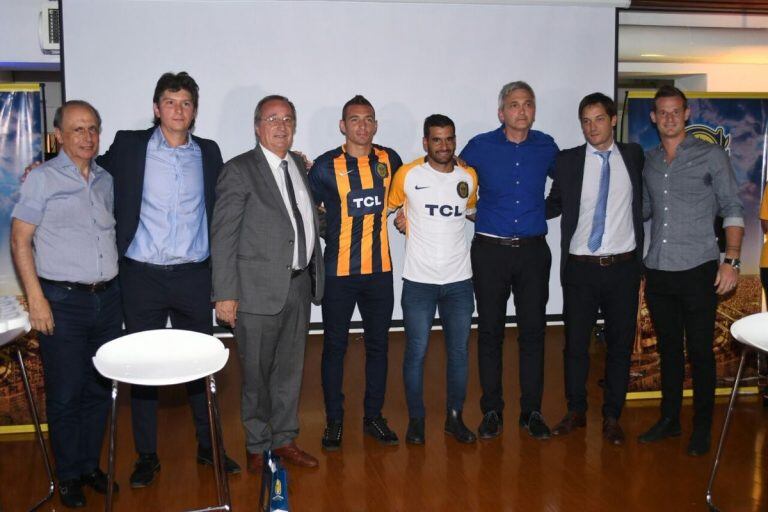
left=685, top=124, right=731, bottom=154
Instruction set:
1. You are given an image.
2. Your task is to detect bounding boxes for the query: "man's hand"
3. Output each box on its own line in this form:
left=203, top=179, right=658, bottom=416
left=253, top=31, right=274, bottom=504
left=714, top=262, right=739, bottom=295
left=21, top=161, right=42, bottom=183
left=294, top=151, right=313, bottom=171
left=394, top=209, right=407, bottom=234
left=28, top=295, right=54, bottom=335
left=215, top=300, right=239, bottom=328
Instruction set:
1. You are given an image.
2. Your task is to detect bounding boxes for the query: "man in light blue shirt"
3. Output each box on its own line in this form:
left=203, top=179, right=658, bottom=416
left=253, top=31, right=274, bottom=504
left=12, top=100, right=122, bottom=508
left=97, top=72, right=239, bottom=486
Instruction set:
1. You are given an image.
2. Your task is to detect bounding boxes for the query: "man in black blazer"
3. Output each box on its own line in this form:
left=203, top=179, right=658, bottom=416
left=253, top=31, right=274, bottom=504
left=545, top=93, right=644, bottom=445
left=97, top=72, right=239, bottom=487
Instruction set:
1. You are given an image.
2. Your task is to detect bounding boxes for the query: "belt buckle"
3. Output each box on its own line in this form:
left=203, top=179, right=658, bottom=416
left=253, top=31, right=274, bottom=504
left=509, top=238, right=521, bottom=248
left=598, top=256, right=613, bottom=267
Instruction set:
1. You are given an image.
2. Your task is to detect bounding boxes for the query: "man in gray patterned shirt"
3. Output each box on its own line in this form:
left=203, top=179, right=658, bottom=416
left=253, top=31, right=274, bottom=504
left=11, top=100, right=122, bottom=507
left=637, top=85, right=743, bottom=457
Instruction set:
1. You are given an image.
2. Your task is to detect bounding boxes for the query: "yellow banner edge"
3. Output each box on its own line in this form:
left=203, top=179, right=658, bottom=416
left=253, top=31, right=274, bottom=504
left=0, top=83, right=41, bottom=93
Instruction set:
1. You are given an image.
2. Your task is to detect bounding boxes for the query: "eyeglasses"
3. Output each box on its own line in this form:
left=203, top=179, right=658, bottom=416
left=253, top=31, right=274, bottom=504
left=261, top=115, right=295, bottom=126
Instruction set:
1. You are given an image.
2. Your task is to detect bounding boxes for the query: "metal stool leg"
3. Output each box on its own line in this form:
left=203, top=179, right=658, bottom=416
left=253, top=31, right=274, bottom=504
left=15, top=347, right=54, bottom=512
left=105, top=380, right=118, bottom=512
left=706, top=348, right=749, bottom=511
left=203, top=373, right=231, bottom=511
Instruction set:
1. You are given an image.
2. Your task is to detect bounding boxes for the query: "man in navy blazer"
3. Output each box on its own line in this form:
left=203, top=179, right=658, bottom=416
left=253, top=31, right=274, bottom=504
left=97, top=72, right=239, bottom=487
left=545, top=93, right=644, bottom=445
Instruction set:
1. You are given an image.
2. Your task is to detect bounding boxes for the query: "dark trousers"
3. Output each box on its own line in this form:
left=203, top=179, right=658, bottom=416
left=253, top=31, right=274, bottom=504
left=562, top=258, right=641, bottom=419
left=762, top=267, right=768, bottom=298
left=38, top=280, right=123, bottom=481
left=236, top=271, right=311, bottom=453
left=645, top=260, right=718, bottom=429
left=471, top=237, right=551, bottom=416
left=119, top=259, right=213, bottom=454
left=321, top=272, right=394, bottom=421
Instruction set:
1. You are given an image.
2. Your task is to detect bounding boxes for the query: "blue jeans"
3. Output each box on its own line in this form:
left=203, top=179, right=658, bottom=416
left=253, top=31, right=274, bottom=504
left=38, top=280, right=123, bottom=481
left=401, top=278, right=474, bottom=418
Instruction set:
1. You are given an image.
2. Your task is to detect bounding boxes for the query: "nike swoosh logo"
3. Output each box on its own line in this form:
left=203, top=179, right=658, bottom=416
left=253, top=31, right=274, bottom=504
left=337, top=169, right=356, bottom=175
left=415, top=185, right=430, bottom=190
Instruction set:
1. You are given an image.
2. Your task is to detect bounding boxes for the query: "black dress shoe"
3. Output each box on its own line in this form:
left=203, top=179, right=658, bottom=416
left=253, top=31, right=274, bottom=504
left=687, top=427, right=711, bottom=456
left=445, top=409, right=477, bottom=444
left=520, top=411, right=551, bottom=440
left=478, top=411, right=503, bottom=440
left=81, top=468, right=119, bottom=494
left=363, top=415, right=399, bottom=446
left=552, top=411, right=587, bottom=436
left=602, top=417, right=626, bottom=446
left=406, top=418, right=425, bottom=445
left=322, top=419, right=343, bottom=451
left=130, top=453, right=160, bottom=488
left=59, top=478, right=86, bottom=508
left=197, top=445, right=242, bottom=474
left=637, top=417, right=681, bottom=444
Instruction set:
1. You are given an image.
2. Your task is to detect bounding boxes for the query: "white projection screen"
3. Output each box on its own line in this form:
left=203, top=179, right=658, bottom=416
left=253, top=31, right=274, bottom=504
left=62, top=0, right=617, bottom=326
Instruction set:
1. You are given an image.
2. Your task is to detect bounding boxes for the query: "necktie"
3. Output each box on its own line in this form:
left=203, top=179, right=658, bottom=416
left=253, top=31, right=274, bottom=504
left=587, top=150, right=611, bottom=253
left=281, top=160, right=307, bottom=269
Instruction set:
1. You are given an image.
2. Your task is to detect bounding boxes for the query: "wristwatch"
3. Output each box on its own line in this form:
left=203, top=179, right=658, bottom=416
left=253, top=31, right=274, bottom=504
left=723, top=257, right=741, bottom=270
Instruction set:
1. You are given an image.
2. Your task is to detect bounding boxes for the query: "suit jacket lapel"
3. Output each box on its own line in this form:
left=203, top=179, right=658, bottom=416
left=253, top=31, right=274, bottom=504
left=253, top=145, right=292, bottom=223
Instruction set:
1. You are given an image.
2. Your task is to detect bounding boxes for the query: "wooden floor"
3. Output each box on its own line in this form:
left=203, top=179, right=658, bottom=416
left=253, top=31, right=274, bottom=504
left=1, top=326, right=766, bottom=512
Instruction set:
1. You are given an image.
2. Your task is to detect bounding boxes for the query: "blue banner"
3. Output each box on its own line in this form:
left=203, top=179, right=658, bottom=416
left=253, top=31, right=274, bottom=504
left=0, top=84, right=43, bottom=295
left=626, top=92, right=767, bottom=395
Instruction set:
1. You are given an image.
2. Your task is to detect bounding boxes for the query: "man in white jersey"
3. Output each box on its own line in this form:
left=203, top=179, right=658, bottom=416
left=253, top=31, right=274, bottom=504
left=388, top=114, right=478, bottom=445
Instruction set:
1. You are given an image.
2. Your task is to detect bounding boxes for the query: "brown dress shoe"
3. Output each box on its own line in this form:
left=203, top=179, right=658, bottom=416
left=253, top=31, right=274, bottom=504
left=551, top=411, right=586, bottom=436
left=246, top=452, right=264, bottom=474
left=602, top=417, right=625, bottom=445
left=273, top=442, right=319, bottom=468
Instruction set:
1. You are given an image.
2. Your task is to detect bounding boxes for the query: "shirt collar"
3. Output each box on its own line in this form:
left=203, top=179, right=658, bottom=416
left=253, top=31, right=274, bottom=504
left=495, top=124, right=538, bottom=145
left=259, top=143, right=289, bottom=171
left=54, top=149, right=101, bottom=177
left=152, top=126, right=196, bottom=151
left=586, top=141, right=616, bottom=156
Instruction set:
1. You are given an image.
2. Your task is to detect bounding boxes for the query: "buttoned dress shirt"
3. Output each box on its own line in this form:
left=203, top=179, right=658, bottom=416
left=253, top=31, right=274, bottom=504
left=643, top=135, right=743, bottom=271
left=125, top=127, right=208, bottom=264
left=12, top=151, right=118, bottom=283
left=459, top=126, right=558, bottom=238
left=260, top=144, right=315, bottom=270
left=570, top=143, right=636, bottom=256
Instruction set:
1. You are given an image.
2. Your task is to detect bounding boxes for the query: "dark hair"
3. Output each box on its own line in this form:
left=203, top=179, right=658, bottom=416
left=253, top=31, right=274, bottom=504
left=341, top=95, right=374, bottom=121
left=578, top=92, right=617, bottom=119
left=423, top=114, right=455, bottom=138
left=653, top=85, right=688, bottom=111
left=253, top=94, right=297, bottom=124
left=152, top=72, right=199, bottom=128
left=53, top=100, right=102, bottom=130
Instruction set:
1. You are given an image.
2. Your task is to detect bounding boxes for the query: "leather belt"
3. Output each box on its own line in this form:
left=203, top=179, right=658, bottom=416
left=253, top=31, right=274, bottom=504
left=122, top=257, right=210, bottom=272
left=291, top=267, right=307, bottom=279
left=40, top=277, right=116, bottom=293
left=569, top=251, right=635, bottom=267
left=473, top=233, right=545, bottom=248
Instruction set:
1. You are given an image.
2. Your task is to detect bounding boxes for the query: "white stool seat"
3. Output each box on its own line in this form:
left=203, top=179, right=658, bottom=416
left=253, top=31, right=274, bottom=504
left=730, top=312, right=768, bottom=352
left=93, top=329, right=229, bottom=386
left=0, top=296, right=30, bottom=346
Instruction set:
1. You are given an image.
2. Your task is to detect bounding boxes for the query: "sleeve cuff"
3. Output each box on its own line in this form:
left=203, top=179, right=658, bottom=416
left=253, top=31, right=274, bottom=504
left=722, top=216, right=745, bottom=228
left=11, top=203, right=43, bottom=225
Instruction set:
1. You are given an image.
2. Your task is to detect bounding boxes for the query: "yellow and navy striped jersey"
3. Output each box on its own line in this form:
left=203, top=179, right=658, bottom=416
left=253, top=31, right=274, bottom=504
left=309, top=144, right=402, bottom=277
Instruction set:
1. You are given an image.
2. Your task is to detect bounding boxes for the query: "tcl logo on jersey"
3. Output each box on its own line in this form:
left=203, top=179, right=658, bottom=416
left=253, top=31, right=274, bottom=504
left=346, top=187, right=385, bottom=217
left=425, top=204, right=463, bottom=217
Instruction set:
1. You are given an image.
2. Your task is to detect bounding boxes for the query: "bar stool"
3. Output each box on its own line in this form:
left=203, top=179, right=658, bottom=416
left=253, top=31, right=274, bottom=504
left=0, top=296, right=54, bottom=511
left=706, top=312, right=768, bottom=512
left=92, top=329, right=232, bottom=512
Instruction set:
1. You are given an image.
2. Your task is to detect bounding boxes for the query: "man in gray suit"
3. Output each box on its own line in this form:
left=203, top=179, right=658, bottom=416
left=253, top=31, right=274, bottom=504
left=210, top=95, right=324, bottom=473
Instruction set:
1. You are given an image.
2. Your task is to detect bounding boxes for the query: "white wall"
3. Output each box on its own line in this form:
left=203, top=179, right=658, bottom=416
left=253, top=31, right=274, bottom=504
left=0, top=0, right=59, bottom=69
left=62, top=0, right=617, bottom=324
left=619, top=62, right=768, bottom=92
